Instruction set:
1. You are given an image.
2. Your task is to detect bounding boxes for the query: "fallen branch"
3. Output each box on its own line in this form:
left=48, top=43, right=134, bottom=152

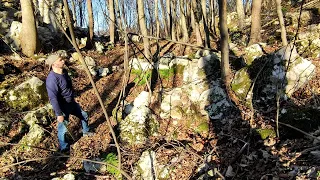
left=0, top=142, right=57, bottom=153
left=270, top=120, right=320, bottom=141
left=214, top=168, right=226, bottom=180
left=229, top=142, right=249, bottom=165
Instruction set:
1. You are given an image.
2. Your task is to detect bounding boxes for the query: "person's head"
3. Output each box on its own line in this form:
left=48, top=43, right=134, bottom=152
left=46, top=53, right=66, bottom=71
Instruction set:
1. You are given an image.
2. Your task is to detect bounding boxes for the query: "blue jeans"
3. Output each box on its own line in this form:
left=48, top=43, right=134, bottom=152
left=57, top=102, right=90, bottom=150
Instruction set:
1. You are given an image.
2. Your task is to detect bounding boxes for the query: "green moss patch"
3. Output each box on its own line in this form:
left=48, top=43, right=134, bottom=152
left=196, top=122, right=209, bottom=134
left=256, top=128, right=276, bottom=140
left=104, top=153, right=121, bottom=179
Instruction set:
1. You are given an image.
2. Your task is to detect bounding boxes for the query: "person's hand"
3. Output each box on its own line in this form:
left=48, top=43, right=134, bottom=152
left=57, top=115, right=64, bottom=123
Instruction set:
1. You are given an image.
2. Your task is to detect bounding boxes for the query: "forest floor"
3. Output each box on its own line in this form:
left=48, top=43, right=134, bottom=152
left=0, top=36, right=320, bottom=180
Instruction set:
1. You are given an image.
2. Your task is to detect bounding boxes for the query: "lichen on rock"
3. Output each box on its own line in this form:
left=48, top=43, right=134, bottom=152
left=5, top=76, right=48, bottom=111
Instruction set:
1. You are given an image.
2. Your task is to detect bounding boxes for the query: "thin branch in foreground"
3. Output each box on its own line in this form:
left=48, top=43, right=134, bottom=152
left=269, top=119, right=320, bottom=141
left=0, top=155, right=132, bottom=179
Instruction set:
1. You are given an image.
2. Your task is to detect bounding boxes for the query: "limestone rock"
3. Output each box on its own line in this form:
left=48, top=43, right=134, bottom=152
left=129, top=58, right=152, bottom=71
left=5, top=76, right=48, bottom=110
left=51, top=173, right=75, bottom=180
left=231, top=67, right=251, bottom=101
left=287, top=11, right=312, bottom=27
left=84, top=56, right=96, bottom=67
left=169, top=56, right=190, bottom=67
left=19, top=124, right=44, bottom=150
left=18, top=104, right=54, bottom=150
left=195, top=49, right=214, bottom=59
left=134, top=151, right=170, bottom=180
left=271, top=46, right=316, bottom=96
left=95, top=41, right=104, bottom=54
left=71, top=52, right=81, bottom=62
left=98, top=67, right=110, bottom=77
left=23, top=104, right=54, bottom=127
left=133, top=91, right=150, bottom=107
left=274, top=44, right=299, bottom=64
left=120, top=106, right=151, bottom=145
left=204, top=86, right=230, bottom=120
left=159, top=53, right=174, bottom=65
left=120, top=91, right=159, bottom=145
left=83, top=158, right=106, bottom=173
left=0, top=11, right=11, bottom=35
left=227, top=12, right=239, bottom=32
left=244, top=44, right=264, bottom=65
left=4, top=21, right=22, bottom=51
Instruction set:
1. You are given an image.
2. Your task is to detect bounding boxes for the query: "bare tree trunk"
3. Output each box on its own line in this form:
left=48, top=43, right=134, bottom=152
left=190, top=1, right=196, bottom=30
left=201, top=0, right=207, bottom=24
left=21, top=0, right=39, bottom=57
left=166, top=0, right=172, bottom=39
left=120, top=0, right=125, bottom=25
left=109, top=0, right=116, bottom=43
left=192, top=0, right=203, bottom=46
left=155, top=0, right=160, bottom=38
left=248, top=0, right=262, bottom=45
left=146, top=1, right=153, bottom=36
left=201, top=0, right=210, bottom=48
left=245, top=0, right=251, bottom=16
left=276, top=0, right=288, bottom=46
left=171, top=0, right=177, bottom=41
left=63, top=0, right=77, bottom=45
left=160, top=0, right=168, bottom=37
left=79, top=0, right=83, bottom=27
left=71, top=0, right=77, bottom=26
left=38, top=0, right=50, bottom=24
left=179, top=0, right=189, bottom=42
left=210, top=0, right=216, bottom=35
left=186, top=0, right=191, bottom=27
left=236, top=0, right=245, bottom=31
left=137, top=0, right=151, bottom=59
left=114, top=0, right=123, bottom=33
left=87, top=0, right=94, bottom=45
left=218, top=0, right=231, bottom=87
left=136, top=1, right=140, bottom=32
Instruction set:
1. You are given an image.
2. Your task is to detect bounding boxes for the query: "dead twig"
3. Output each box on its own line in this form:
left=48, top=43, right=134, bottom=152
left=214, top=168, right=226, bottom=180
left=1, top=142, right=58, bottom=153
left=270, top=120, right=320, bottom=141
left=300, top=145, right=320, bottom=154
left=229, top=142, right=249, bottom=165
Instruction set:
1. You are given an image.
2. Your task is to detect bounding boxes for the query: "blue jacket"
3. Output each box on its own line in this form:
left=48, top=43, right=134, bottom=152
left=46, top=70, right=75, bottom=116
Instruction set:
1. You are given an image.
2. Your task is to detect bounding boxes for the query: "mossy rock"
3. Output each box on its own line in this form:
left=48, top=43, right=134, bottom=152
left=255, top=128, right=276, bottom=140
left=170, top=64, right=185, bottom=75
left=18, top=124, right=45, bottom=150
left=119, top=107, right=152, bottom=145
left=23, top=104, right=54, bottom=127
left=244, top=44, right=264, bottom=65
left=5, top=77, right=48, bottom=111
left=196, top=122, right=209, bottom=134
left=147, top=115, right=159, bottom=136
left=188, top=53, right=196, bottom=59
left=231, top=67, right=252, bottom=102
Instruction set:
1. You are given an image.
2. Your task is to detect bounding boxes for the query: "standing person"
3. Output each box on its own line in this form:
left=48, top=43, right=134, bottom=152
left=45, top=53, right=92, bottom=153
